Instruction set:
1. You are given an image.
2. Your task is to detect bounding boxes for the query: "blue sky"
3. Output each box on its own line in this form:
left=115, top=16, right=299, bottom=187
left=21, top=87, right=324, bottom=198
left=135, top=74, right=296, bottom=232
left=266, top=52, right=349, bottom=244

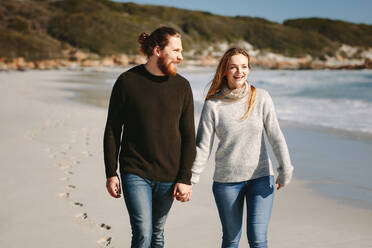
left=115, top=0, right=372, bottom=24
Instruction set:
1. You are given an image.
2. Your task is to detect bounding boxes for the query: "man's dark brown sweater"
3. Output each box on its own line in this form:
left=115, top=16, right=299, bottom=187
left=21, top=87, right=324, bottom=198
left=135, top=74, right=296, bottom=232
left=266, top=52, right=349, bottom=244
left=103, top=64, right=196, bottom=184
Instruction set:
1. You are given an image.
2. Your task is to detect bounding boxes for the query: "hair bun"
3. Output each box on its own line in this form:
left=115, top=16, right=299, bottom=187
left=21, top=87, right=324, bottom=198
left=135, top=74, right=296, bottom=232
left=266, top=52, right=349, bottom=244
left=138, top=32, right=150, bottom=44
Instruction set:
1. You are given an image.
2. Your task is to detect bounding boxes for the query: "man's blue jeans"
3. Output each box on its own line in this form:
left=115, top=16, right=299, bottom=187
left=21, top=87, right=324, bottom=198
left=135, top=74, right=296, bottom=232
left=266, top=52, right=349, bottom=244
left=213, top=176, right=274, bottom=248
left=121, top=173, right=175, bottom=248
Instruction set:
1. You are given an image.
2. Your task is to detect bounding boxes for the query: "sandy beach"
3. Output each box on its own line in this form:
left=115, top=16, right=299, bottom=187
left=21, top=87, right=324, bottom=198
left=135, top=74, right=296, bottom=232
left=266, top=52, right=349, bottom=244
left=1, top=69, right=372, bottom=248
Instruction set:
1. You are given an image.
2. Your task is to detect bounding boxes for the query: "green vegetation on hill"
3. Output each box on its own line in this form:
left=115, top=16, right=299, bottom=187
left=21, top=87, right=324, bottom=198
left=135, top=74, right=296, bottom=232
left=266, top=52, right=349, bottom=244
left=0, top=0, right=66, bottom=60
left=284, top=18, right=372, bottom=47
left=1, top=0, right=371, bottom=61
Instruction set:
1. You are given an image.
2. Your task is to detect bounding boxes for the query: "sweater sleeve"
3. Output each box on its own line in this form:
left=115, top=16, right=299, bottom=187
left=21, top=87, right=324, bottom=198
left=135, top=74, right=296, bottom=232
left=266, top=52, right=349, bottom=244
left=191, top=100, right=216, bottom=184
left=176, top=82, right=196, bottom=185
left=262, top=91, right=294, bottom=185
left=103, top=76, right=125, bottom=179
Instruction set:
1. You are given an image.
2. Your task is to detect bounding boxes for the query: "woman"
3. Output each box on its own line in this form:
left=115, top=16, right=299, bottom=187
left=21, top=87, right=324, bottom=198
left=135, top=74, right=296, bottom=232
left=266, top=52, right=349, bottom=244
left=191, top=48, right=294, bottom=248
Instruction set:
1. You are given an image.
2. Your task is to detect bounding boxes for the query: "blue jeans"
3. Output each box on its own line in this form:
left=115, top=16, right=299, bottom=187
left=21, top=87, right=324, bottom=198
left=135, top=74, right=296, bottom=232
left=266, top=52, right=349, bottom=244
left=121, top=173, right=175, bottom=248
left=213, top=176, right=274, bottom=248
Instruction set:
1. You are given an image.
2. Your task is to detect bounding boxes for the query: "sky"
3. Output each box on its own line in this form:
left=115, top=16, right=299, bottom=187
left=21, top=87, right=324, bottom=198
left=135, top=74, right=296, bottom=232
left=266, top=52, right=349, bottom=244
left=115, top=0, right=372, bottom=24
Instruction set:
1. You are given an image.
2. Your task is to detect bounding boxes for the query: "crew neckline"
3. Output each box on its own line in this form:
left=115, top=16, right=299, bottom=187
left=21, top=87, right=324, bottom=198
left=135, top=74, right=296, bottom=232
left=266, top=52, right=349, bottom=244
left=141, top=64, right=170, bottom=83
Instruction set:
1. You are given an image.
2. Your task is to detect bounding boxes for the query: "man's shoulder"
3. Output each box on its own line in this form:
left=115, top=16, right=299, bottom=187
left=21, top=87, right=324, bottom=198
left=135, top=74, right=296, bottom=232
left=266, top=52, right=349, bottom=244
left=120, top=65, right=143, bottom=77
left=173, top=73, right=191, bottom=90
left=174, top=72, right=189, bottom=82
left=114, top=65, right=144, bottom=85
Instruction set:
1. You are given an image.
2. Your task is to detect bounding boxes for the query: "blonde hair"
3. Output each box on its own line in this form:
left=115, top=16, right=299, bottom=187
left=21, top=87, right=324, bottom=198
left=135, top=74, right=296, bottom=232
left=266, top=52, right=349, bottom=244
left=206, top=47, right=256, bottom=120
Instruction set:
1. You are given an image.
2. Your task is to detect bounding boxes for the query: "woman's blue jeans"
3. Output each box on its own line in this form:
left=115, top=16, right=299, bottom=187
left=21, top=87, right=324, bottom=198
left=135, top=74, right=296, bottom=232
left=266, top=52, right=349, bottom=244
left=213, top=176, right=274, bottom=248
left=121, top=173, right=175, bottom=248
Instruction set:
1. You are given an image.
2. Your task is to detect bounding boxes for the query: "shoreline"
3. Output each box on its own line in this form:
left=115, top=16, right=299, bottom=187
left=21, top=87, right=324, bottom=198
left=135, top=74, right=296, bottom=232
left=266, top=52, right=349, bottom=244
left=1, top=69, right=372, bottom=247
left=1, top=57, right=372, bottom=72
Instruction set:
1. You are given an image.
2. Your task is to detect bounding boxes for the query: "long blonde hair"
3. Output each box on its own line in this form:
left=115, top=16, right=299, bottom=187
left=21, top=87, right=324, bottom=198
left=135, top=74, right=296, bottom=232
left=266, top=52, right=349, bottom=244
left=206, top=47, right=256, bottom=120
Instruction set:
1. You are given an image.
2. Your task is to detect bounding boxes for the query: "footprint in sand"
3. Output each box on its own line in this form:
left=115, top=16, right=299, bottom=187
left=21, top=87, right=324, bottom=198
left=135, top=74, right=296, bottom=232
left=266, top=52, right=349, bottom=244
left=66, top=184, right=76, bottom=190
left=59, top=192, right=70, bottom=199
left=97, top=236, right=112, bottom=247
left=75, top=212, right=97, bottom=228
left=65, top=171, right=74, bottom=175
left=75, top=212, right=88, bottom=219
left=99, top=223, right=111, bottom=230
left=73, top=202, right=84, bottom=207
left=81, top=151, right=93, bottom=157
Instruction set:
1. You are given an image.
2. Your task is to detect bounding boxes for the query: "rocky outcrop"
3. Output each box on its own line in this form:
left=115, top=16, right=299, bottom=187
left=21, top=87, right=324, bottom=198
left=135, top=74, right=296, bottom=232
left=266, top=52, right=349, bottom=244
left=130, top=55, right=147, bottom=65
left=1, top=45, right=372, bottom=71
left=329, top=59, right=372, bottom=70
left=113, top=54, right=129, bottom=66
left=0, top=49, right=136, bottom=71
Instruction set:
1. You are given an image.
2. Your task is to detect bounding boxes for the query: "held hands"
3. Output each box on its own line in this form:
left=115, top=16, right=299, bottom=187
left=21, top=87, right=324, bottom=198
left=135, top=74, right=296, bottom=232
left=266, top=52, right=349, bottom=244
left=173, top=183, right=192, bottom=202
left=106, top=176, right=121, bottom=198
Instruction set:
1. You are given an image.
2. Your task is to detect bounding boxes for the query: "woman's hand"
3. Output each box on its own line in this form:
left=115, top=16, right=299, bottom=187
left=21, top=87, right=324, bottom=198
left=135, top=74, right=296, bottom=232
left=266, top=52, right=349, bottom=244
left=276, top=183, right=284, bottom=190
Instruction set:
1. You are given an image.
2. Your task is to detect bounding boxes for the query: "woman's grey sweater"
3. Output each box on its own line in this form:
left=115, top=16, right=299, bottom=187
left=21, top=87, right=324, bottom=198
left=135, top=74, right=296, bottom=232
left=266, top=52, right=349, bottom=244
left=191, top=85, right=294, bottom=185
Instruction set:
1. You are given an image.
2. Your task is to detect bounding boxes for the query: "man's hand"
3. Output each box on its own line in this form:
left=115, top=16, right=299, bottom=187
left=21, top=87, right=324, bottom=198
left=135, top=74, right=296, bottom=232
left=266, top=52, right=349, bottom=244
left=173, top=183, right=192, bottom=202
left=106, top=176, right=121, bottom=198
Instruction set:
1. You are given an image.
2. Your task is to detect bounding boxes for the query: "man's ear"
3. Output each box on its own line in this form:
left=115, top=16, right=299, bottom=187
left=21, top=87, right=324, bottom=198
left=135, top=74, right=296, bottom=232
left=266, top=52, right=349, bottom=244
left=153, top=46, right=161, bottom=57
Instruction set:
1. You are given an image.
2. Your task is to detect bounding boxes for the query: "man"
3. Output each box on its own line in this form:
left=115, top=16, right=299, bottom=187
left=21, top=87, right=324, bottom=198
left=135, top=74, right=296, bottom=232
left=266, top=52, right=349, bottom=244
left=103, top=26, right=195, bottom=248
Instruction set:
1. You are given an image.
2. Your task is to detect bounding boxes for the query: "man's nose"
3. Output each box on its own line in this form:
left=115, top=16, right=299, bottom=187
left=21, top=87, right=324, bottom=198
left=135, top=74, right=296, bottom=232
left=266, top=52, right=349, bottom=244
left=178, top=53, right=183, bottom=61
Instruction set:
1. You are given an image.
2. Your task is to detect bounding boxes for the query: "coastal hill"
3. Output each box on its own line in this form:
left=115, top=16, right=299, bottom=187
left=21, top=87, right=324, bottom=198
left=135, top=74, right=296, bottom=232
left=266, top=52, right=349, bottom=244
left=1, top=0, right=371, bottom=69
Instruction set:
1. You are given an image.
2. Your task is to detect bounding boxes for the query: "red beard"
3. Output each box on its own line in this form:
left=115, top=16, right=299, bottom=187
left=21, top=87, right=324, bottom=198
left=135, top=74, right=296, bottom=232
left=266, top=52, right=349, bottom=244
left=157, top=56, right=178, bottom=76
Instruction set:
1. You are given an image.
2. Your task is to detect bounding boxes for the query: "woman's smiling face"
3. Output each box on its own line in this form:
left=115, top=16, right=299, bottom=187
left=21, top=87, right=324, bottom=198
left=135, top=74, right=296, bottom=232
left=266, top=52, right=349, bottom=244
left=226, top=54, right=250, bottom=89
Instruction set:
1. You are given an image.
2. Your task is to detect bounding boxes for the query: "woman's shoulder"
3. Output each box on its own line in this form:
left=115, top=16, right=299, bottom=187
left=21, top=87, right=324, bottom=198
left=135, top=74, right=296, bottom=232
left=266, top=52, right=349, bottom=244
left=251, top=86, right=272, bottom=101
left=252, top=85, right=268, bottom=95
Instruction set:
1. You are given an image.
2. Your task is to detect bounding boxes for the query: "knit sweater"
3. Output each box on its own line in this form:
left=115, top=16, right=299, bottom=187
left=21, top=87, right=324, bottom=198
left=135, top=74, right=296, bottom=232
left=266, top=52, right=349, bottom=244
left=104, top=64, right=196, bottom=184
left=191, top=84, right=294, bottom=185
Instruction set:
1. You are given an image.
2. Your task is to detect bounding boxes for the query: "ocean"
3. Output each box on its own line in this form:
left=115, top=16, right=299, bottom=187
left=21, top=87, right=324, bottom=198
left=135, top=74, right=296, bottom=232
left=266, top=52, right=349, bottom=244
left=179, top=68, right=372, bottom=135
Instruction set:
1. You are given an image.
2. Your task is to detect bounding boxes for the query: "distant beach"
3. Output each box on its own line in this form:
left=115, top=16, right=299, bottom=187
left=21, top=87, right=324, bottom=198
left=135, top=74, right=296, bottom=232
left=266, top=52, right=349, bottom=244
left=1, top=68, right=372, bottom=248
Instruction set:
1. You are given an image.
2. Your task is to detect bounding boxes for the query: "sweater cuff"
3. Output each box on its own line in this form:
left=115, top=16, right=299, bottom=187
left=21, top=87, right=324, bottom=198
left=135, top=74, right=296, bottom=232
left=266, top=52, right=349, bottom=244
left=105, top=170, right=118, bottom=179
left=176, top=177, right=191, bottom=185
left=276, top=166, right=294, bottom=185
left=176, top=168, right=192, bottom=185
left=190, top=174, right=200, bottom=185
